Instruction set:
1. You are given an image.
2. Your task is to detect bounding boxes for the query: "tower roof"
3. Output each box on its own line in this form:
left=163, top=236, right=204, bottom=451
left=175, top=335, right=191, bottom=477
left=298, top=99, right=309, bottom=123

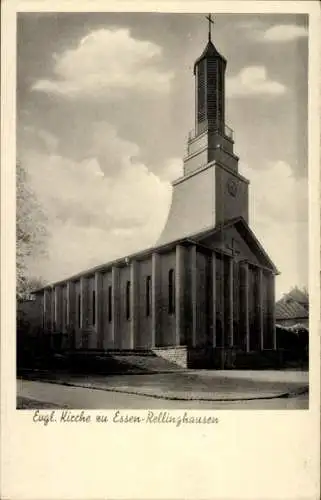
left=193, top=40, right=226, bottom=74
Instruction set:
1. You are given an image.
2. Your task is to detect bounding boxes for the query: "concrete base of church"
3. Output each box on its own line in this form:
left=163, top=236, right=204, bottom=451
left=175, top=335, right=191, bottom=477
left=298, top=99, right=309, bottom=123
left=154, top=346, right=284, bottom=370
left=59, top=345, right=284, bottom=370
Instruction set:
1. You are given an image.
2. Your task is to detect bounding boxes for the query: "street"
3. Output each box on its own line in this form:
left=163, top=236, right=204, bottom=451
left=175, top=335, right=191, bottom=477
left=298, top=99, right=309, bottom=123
left=17, top=379, right=309, bottom=410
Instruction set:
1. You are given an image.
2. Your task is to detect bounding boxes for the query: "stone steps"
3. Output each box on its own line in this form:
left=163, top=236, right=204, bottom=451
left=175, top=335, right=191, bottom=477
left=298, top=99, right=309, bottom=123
left=64, top=349, right=185, bottom=373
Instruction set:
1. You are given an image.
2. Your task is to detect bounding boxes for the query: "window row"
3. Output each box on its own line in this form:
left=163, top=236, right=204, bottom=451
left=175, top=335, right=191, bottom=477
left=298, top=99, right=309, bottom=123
left=50, top=269, right=176, bottom=328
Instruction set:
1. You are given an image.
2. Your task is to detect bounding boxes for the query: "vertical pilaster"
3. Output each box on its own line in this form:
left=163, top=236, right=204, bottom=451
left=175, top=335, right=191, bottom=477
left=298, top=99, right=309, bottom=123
left=212, top=253, right=216, bottom=347
left=66, top=281, right=73, bottom=328
left=195, top=69, right=197, bottom=133
left=258, top=268, right=264, bottom=350
left=129, top=261, right=138, bottom=349
left=62, top=286, right=67, bottom=334
left=80, top=277, right=87, bottom=329
left=54, top=285, right=63, bottom=349
left=228, top=258, right=234, bottom=347
left=151, top=253, right=161, bottom=347
left=50, top=287, right=55, bottom=349
left=66, top=281, right=74, bottom=348
left=79, top=277, right=88, bottom=348
left=94, top=272, right=103, bottom=349
left=191, top=245, right=197, bottom=347
left=175, top=245, right=185, bottom=346
left=269, top=273, right=276, bottom=349
left=74, top=282, right=81, bottom=349
left=43, top=289, right=47, bottom=331
left=54, top=285, right=60, bottom=331
left=51, top=286, right=55, bottom=333
left=66, top=282, right=70, bottom=328
left=243, top=263, right=250, bottom=352
left=60, top=286, right=66, bottom=349
left=111, top=266, right=120, bottom=348
left=95, top=271, right=104, bottom=349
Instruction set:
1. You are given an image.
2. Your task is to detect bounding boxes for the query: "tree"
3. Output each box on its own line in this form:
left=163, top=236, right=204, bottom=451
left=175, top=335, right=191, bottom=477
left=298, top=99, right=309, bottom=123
left=287, top=286, right=309, bottom=309
left=16, top=161, right=47, bottom=299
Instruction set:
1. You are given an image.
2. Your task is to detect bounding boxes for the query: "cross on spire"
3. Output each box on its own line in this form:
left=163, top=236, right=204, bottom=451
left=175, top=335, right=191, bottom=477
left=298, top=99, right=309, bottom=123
left=205, top=13, right=215, bottom=42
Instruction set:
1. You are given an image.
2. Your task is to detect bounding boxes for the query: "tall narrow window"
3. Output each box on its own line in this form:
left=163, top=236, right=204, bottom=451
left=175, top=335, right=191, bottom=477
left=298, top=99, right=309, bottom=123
left=51, top=292, right=55, bottom=331
left=168, top=269, right=175, bottom=314
left=92, top=290, right=96, bottom=326
left=64, top=297, right=68, bottom=327
left=108, top=286, right=112, bottom=323
left=126, top=281, right=131, bottom=320
left=78, top=293, right=81, bottom=328
left=42, top=300, right=45, bottom=329
left=146, top=276, right=151, bottom=317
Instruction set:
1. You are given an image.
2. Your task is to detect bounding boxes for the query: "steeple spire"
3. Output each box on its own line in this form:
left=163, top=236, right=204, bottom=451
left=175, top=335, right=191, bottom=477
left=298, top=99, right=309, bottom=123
left=205, top=13, right=214, bottom=42
left=193, top=16, right=227, bottom=136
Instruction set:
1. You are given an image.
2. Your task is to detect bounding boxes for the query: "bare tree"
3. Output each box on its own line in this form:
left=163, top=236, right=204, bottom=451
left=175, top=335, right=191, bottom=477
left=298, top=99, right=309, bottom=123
left=16, top=161, right=47, bottom=299
left=287, top=285, right=309, bottom=305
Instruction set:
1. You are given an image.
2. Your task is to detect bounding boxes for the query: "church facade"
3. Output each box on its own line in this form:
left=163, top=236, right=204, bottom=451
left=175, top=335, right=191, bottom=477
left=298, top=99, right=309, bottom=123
left=33, top=27, right=278, bottom=368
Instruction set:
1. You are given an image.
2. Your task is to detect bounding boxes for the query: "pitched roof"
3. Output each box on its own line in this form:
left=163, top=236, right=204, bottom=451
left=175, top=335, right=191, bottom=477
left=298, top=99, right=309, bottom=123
left=194, top=216, right=279, bottom=274
left=275, top=295, right=309, bottom=320
left=33, top=216, right=277, bottom=293
left=287, top=287, right=309, bottom=307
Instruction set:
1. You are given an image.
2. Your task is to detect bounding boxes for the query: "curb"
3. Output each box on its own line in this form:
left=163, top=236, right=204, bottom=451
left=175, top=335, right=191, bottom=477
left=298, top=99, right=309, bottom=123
left=19, top=375, right=309, bottom=402
left=18, top=367, right=185, bottom=376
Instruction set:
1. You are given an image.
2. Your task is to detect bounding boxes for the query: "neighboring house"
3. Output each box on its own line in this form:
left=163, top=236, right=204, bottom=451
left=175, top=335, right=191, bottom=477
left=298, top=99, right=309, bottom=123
left=275, top=288, right=309, bottom=328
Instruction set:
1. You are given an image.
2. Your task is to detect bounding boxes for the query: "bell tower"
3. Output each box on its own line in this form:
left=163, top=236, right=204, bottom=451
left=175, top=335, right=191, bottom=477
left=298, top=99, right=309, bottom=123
left=184, top=14, right=239, bottom=176
left=195, top=14, right=226, bottom=135
left=157, top=15, right=250, bottom=246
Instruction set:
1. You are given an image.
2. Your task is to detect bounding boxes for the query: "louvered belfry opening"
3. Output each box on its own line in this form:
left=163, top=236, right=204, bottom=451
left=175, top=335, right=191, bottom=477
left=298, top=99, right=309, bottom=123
left=197, top=60, right=206, bottom=125
left=207, top=58, right=225, bottom=134
left=195, top=41, right=226, bottom=137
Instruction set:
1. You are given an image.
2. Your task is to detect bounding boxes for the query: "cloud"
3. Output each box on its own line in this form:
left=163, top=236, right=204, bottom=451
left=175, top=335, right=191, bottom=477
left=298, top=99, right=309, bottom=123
left=19, top=125, right=173, bottom=282
left=20, top=121, right=308, bottom=298
left=159, top=157, right=184, bottom=182
left=240, top=160, right=308, bottom=297
left=226, top=66, right=286, bottom=97
left=261, top=24, right=308, bottom=42
left=239, top=21, right=308, bottom=43
left=241, top=160, right=308, bottom=224
left=19, top=125, right=59, bottom=154
left=31, top=28, right=173, bottom=99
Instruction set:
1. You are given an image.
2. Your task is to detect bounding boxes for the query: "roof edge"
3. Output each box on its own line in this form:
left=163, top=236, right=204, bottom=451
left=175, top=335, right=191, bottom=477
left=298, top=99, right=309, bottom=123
left=33, top=217, right=279, bottom=294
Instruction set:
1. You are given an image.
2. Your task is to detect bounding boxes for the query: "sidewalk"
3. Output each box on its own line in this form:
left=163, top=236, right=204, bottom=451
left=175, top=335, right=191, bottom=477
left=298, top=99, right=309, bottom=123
left=19, top=369, right=309, bottom=402
left=186, top=369, right=309, bottom=383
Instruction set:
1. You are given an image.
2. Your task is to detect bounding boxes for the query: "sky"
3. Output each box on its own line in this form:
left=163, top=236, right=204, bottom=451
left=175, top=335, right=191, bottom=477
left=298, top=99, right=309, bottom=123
left=17, top=12, right=309, bottom=298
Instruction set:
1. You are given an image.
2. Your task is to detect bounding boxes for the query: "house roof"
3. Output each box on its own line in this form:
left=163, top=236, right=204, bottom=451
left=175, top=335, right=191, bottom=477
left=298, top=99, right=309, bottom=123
left=275, top=295, right=309, bottom=321
left=33, top=216, right=278, bottom=293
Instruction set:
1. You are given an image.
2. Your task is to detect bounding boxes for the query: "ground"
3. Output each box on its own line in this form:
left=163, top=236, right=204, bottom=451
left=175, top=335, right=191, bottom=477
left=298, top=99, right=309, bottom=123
left=17, top=380, right=308, bottom=409
left=17, top=370, right=309, bottom=410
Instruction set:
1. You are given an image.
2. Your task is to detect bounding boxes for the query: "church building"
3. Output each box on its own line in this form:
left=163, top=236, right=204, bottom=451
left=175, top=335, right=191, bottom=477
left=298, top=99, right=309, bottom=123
left=33, top=20, right=278, bottom=368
